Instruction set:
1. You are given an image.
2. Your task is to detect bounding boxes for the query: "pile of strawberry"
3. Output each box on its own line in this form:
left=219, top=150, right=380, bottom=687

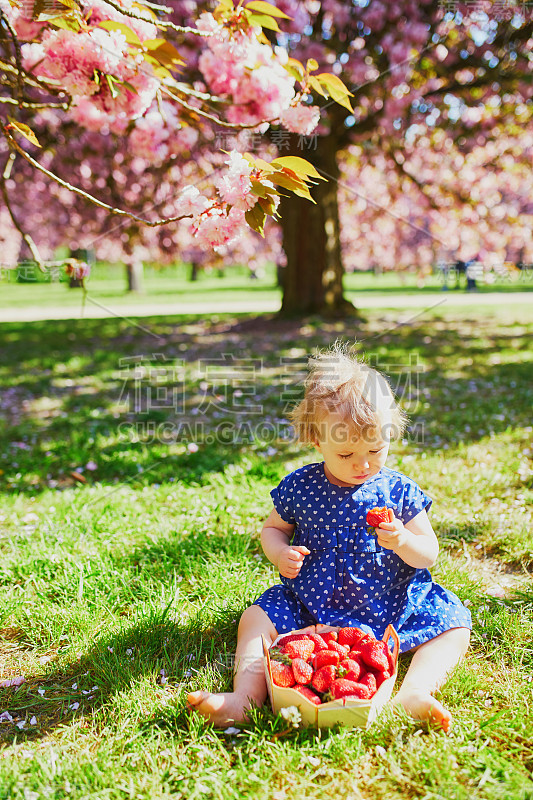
left=269, top=627, right=395, bottom=706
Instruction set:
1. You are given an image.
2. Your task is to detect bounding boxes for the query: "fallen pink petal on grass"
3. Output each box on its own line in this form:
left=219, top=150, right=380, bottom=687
left=0, top=676, right=25, bottom=688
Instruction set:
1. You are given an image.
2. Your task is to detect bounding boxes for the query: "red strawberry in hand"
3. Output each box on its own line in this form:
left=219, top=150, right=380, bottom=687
left=366, top=507, right=394, bottom=528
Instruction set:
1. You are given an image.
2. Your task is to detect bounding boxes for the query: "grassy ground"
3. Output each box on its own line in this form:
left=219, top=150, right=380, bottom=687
left=0, top=261, right=531, bottom=310
left=0, top=305, right=532, bottom=799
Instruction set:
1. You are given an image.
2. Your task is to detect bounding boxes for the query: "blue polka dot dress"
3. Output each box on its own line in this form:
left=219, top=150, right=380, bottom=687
left=253, top=463, right=472, bottom=653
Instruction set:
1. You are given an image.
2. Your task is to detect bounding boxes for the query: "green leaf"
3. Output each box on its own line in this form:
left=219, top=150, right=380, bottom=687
left=6, top=118, right=41, bottom=147
left=245, top=1, right=291, bottom=18
left=247, top=12, right=280, bottom=31
left=308, top=76, right=327, bottom=98
left=285, top=57, right=305, bottom=81
left=316, top=72, right=354, bottom=112
left=269, top=173, right=317, bottom=201
left=49, top=14, right=80, bottom=31
left=268, top=173, right=307, bottom=192
left=245, top=204, right=266, bottom=236
left=271, top=156, right=325, bottom=181
left=250, top=180, right=270, bottom=198
left=143, top=40, right=185, bottom=68
left=213, top=0, right=234, bottom=20
left=105, top=74, right=120, bottom=99
left=56, top=0, right=82, bottom=11
left=245, top=154, right=275, bottom=173
left=251, top=180, right=281, bottom=198
left=306, top=58, right=319, bottom=72
left=258, top=195, right=278, bottom=216
left=98, top=20, right=142, bottom=46
left=142, top=55, right=172, bottom=80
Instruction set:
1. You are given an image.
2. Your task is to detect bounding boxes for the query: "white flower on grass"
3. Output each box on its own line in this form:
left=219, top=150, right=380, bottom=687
left=280, top=705, right=301, bottom=728
left=223, top=726, right=241, bottom=735
left=69, top=702, right=80, bottom=711
left=0, top=711, right=13, bottom=722
left=30, top=716, right=37, bottom=725
left=187, top=442, right=199, bottom=453
left=37, top=687, right=45, bottom=696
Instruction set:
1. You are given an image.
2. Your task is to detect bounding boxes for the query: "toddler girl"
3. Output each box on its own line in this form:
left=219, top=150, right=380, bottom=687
left=187, top=344, right=471, bottom=731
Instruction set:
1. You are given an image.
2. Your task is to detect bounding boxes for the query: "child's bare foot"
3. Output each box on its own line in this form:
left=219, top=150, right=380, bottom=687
left=186, top=690, right=258, bottom=728
left=393, top=688, right=452, bottom=732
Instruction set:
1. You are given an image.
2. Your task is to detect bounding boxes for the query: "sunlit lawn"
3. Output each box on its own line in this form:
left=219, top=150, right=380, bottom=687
left=0, top=305, right=532, bottom=799
left=0, top=261, right=531, bottom=310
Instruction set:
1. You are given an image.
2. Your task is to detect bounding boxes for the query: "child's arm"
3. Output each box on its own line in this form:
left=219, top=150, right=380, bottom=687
left=375, top=509, right=439, bottom=569
left=260, top=507, right=310, bottom=579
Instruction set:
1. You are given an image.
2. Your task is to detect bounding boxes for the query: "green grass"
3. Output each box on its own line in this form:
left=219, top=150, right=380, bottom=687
left=0, top=261, right=531, bottom=310
left=0, top=305, right=532, bottom=798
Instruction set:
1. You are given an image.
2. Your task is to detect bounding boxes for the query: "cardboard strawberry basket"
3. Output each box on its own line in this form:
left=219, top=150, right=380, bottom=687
left=262, top=624, right=399, bottom=729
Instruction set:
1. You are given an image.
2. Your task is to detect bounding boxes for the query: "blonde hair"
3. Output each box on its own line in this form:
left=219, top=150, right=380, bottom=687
left=289, top=341, right=408, bottom=444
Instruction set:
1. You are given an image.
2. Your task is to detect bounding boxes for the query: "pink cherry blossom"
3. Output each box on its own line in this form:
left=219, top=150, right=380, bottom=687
left=279, top=105, right=321, bottom=135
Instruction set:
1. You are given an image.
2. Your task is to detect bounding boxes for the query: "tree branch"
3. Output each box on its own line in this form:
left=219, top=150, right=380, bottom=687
left=98, top=0, right=211, bottom=37
left=1, top=152, right=44, bottom=264
left=2, top=126, right=194, bottom=228
left=162, top=85, right=277, bottom=129
left=0, top=9, right=24, bottom=104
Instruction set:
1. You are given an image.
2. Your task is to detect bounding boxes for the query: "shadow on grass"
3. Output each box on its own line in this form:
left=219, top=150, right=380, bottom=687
left=0, top=312, right=531, bottom=497
left=0, top=606, right=243, bottom=747
left=0, top=607, right=417, bottom=751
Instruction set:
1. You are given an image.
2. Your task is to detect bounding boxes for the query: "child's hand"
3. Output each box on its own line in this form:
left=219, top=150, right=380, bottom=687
left=278, top=545, right=311, bottom=579
left=375, top=518, right=408, bottom=552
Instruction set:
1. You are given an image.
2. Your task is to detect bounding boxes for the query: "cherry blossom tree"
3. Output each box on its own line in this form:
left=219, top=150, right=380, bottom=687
left=0, top=0, right=351, bottom=273
left=1, top=1, right=532, bottom=314
left=338, top=126, right=533, bottom=277
left=261, top=0, right=533, bottom=314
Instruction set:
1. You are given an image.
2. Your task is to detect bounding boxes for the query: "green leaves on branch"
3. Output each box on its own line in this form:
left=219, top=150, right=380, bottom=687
left=307, top=73, right=354, bottom=112
left=5, top=119, right=41, bottom=148
left=284, top=57, right=354, bottom=113
left=214, top=0, right=290, bottom=36
left=243, top=153, right=326, bottom=236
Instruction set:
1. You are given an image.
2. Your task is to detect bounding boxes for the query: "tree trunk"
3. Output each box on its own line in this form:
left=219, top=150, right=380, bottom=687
left=279, top=130, right=354, bottom=317
left=126, top=259, right=144, bottom=292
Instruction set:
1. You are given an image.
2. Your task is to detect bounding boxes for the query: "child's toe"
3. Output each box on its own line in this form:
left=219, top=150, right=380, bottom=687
left=186, top=690, right=207, bottom=708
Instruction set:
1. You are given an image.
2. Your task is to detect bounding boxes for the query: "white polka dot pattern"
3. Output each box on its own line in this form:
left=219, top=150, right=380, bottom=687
left=254, top=463, right=472, bottom=652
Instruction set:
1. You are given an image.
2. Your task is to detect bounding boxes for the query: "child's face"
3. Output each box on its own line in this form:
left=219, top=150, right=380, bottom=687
left=314, top=412, right=390, bottom=487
